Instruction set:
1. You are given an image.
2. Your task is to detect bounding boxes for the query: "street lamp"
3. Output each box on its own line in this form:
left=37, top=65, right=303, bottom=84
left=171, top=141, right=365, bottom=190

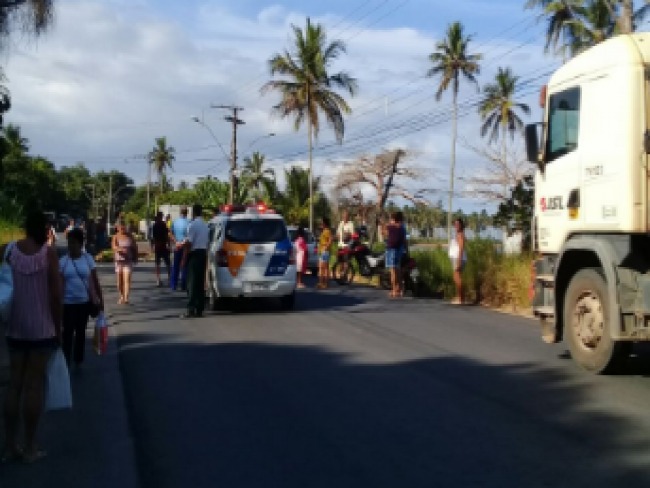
left=191, top=116, right=232, bottom=201
left=247, top=132, right=275, bottom=149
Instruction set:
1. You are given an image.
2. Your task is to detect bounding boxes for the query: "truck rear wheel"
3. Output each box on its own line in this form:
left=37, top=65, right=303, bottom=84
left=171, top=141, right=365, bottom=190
left=564, top=268, right=630, bottom=374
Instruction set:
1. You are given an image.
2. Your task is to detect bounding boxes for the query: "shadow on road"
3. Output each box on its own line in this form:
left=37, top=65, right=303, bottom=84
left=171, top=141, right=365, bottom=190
left=116, top=335, right=650, bottom=488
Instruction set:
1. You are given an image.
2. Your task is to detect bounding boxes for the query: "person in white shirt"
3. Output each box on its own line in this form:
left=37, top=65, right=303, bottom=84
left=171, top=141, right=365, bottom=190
left=336, top=210, right=355, bottom=248
left=181, top=204, right=209, bottom=318
left=59, top=228, right=104, bottom=367
left=334, top=210, right=355, bottom=276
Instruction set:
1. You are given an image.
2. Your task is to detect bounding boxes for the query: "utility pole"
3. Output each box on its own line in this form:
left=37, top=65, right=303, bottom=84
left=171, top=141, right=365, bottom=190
left=107, top=173, right=113, bottom=233
left=212, top=104, right=245, bottom=204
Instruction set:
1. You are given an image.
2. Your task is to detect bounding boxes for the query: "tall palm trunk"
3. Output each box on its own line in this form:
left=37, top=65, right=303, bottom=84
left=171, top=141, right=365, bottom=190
left=619, top=0, right=634, bottom=34
left=308, top=110, right=314, bottom=233
left=501, top=129, right=508, bottom=199
left=447, top=89, right=458, bottom=242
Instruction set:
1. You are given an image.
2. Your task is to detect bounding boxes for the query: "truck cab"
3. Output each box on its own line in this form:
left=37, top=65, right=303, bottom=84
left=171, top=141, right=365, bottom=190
left=526, top=33, right=650, bottom=373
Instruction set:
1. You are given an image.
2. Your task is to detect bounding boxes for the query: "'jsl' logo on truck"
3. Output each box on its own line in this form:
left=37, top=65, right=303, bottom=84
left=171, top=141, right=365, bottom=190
left=540, top=196, right=564, bottom=212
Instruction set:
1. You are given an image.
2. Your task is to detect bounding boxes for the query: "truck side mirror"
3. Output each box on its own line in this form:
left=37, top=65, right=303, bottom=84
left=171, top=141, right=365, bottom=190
left=525, top=124, right=539, bottom=164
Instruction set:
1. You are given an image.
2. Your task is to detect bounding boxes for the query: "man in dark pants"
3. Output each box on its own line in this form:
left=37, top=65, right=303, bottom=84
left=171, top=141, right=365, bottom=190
left=180, top=204, right=209, bottom=318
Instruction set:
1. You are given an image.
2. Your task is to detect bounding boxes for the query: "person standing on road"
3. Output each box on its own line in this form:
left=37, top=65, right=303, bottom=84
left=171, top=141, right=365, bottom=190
left=95, top=216, right=108, bottom=252
left=384, top=212, right=406, bottom=298
left=294, top=226, right=308, bottom=289
left=170, top=207, right=190, bottom=291
left=334, top=210, right=355, bottom=276
left=59, top=228, right=104, bottom=368
left=317, top=217, right=332, bottom=289
left=336, top=210, right=355, bottom=249
left=151, top=212, right=171, bottom=287
left=449, top=217, right=467, bottom=305
left=180, top=204, right=209, bottom=318
left=1, top=210, right=63, bottom=464
left=112, top=220, right=137, bottom=305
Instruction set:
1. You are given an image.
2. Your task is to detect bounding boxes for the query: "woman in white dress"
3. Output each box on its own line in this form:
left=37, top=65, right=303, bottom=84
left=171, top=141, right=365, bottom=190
left=448, top=218, right=467, bottom=305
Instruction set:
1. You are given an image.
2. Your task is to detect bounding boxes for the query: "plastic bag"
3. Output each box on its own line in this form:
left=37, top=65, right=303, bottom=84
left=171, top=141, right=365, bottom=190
left=45, top=349, right=72, bottom=411
left=0, top=242, right=15, bottom=322
left=93, top=312, right=108, bottom=355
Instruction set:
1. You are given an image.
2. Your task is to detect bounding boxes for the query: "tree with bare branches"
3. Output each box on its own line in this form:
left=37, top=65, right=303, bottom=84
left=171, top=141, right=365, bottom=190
left=334, top=149, right=429, bottom=242
left=460, top=140, right=533, bottom=203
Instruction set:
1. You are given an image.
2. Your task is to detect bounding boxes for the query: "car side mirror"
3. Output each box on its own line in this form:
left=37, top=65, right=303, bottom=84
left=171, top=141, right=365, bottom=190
left=525, top=124, right=539, bottom=163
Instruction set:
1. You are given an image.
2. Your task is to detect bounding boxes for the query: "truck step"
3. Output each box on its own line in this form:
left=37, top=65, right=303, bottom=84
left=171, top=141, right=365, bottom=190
left=533, top=305, right=555, bottom=318
left=536, top=274, right=554, bottom=282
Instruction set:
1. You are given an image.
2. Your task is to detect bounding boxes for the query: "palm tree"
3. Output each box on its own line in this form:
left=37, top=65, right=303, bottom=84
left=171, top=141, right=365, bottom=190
left=526, top=1, right=646, bottom=58
left=279, top=166, right=322, bottom=225
left=0, top=68, right=10, bottom=127
left=525, top=0, right=583, bottom=59
left=2, top=124, right=28, bottom=157
left=148, top=136, right=175, bottom=193
left=479, top=67, right=531, bottom=167
left=262, top=17, right=357, bottom=232
left=0, top=0, right=54, bottom=51
left=0, top=123, right=25, bottom=187
left=241, top=151, right=275, bottom=201
left=427, top=21, right=482, bottom=241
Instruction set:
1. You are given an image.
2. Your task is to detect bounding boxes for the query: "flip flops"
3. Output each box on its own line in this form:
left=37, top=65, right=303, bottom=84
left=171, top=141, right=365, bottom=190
left=22, top=449, right=47, bottom=464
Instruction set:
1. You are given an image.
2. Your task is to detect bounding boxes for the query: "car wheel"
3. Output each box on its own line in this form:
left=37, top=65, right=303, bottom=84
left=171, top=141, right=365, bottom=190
left=280, top=292, right=295, bottom=311
left=208, top=282, right=222, bottom=311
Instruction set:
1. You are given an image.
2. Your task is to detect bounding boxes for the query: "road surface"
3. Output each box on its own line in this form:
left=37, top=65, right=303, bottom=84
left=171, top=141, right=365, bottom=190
left=103, top=265, right=650, bottom=488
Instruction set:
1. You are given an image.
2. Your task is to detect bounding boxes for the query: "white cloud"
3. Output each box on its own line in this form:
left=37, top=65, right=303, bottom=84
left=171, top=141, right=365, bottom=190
left=3, top=0, right=555, bottom=212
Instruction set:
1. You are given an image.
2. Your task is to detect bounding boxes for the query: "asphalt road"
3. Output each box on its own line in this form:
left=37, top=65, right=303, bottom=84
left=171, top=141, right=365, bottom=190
left=106, top=264, right=650, bottom=488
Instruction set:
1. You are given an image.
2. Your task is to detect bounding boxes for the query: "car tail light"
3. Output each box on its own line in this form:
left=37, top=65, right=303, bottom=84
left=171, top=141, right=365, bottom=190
left=216, top=249, right=228, bottom=267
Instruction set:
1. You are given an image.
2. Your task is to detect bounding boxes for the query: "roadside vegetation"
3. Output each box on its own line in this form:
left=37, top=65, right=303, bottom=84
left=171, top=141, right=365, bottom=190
left=412, top=240, right=532, bottom=309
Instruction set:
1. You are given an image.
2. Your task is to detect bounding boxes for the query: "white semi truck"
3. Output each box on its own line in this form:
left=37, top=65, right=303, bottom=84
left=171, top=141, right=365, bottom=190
left=526, top=33, right=650, bottom=373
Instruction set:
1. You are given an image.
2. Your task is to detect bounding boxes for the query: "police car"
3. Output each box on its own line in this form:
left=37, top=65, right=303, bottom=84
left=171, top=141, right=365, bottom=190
left=206, top=204, right=296, bottom=310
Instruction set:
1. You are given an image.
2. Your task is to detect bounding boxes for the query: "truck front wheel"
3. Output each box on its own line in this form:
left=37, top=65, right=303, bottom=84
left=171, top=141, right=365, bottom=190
left=564, top=268, right=630, bottom=374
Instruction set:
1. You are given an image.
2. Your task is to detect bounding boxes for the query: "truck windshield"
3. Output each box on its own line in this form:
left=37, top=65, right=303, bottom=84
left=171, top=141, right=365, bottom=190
left=546, top=87, right=581, bottom=162
left=225, top=219, right=287, bottom=243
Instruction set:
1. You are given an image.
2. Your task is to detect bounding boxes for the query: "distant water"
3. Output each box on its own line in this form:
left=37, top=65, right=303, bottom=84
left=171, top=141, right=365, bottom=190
left=410, top=227, right=503, bottom=241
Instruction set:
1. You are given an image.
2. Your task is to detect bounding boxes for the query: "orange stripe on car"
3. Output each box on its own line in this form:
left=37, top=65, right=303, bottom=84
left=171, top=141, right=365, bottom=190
left=222, top=240, right=249, bottom=277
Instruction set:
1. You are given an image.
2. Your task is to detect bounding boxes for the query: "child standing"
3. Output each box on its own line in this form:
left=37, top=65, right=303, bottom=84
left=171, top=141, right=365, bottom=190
left=295, top=227, right=308, bottom=289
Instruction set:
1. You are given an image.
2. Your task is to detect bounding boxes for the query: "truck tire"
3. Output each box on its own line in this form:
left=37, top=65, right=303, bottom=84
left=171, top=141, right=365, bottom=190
left=563, top=268, right=630, bottom=374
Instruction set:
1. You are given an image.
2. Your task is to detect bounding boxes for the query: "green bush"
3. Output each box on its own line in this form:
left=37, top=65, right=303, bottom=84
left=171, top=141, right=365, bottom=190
left=0, top=221, right=23, bottom=245
left=412, top=240, right=533, bottom=307
left=411, top=248, right=454, bottom=298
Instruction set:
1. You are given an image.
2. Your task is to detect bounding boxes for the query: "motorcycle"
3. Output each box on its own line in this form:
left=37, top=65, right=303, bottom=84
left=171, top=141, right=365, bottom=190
left=379, top=255, right=422, bottom=297
left=331, top=235, right=385, bottom=285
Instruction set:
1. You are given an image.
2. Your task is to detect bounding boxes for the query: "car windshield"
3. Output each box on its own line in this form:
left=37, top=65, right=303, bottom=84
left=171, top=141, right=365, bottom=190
left=225, top=219, right=287, bottom=243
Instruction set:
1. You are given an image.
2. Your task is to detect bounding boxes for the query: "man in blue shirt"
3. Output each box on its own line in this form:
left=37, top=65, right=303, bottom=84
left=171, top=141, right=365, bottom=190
left=170, top=206, right=190, bottom=291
